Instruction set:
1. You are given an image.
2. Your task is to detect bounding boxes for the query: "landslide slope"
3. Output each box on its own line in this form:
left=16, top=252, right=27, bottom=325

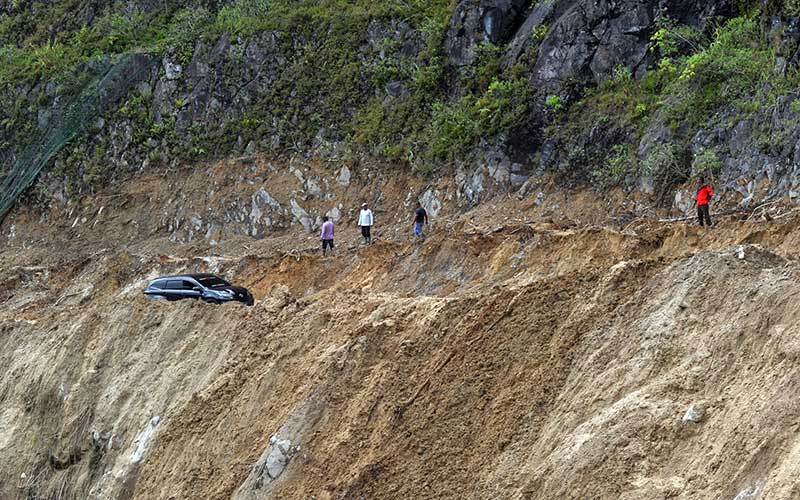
left=3, top=182, right=800, bottom=499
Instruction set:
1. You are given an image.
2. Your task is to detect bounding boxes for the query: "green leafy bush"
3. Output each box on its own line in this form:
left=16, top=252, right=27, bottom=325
left=592, top=144, right=636, bottom=191
left=428, top=99, right=481, bottom=161
left=692, top=147, right=724, bottom=177
left=650, top=16, right=707, bottom=58
left=216, top=0, right=279, bottom=34
left=426, top=76, right=528, bottom=162
left=661, top=14, right=774, bottom=126
left=642, top=142, right=688, bottom=201
left=784, top=0, right=800, bottom=16
left=473, top=42, right=504, bottom=90
left=545, top=94, right=564, bottom=111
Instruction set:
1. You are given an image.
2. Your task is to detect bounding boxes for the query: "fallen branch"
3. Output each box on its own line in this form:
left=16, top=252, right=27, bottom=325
left=746, top=199, right=781, bottom=221
left=658, top=208, right=740, bottom=223
left=621, top=218, right=647, bottom=233
left=771, top=207, right=800, bottom=220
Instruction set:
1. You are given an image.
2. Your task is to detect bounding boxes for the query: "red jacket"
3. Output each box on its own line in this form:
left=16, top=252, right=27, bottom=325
left=696, top=185, right=714, bottom=205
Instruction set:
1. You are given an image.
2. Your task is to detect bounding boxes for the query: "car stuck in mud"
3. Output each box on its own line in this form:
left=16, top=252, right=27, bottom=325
left=144, top=273, right=254, bottom=306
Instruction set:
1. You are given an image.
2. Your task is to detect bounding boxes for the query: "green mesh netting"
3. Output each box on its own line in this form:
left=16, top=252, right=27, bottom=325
left=0, top=52, right=159, bottom=222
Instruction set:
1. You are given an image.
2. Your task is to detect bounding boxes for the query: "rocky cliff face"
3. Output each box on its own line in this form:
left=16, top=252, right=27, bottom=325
left=3, top=0, right=800, bottom=224
left=443, top=0, right=733, bottom=87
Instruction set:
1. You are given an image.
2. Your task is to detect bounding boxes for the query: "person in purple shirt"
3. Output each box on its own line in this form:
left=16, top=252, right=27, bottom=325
left=320, top=216, right=335, bottom=256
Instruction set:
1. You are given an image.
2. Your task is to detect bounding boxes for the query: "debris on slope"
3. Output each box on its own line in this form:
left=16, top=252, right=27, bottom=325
left=233, top=395, right=323, bottom=499
left=4, top=179, right=800, bottom=499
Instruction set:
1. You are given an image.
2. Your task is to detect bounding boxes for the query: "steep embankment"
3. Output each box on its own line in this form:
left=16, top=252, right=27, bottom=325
left=3, top=163, right=800, bottom=499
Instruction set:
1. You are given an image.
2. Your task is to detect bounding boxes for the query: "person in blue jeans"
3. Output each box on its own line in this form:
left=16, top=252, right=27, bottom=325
left=412, top=202, right=428, bottom=239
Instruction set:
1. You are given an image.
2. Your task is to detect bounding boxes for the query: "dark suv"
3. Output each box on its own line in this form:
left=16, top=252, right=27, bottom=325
left=144, top=273, right=254, bottom=306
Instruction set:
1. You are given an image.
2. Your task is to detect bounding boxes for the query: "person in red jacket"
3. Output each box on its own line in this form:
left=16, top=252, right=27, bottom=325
left=693, top=176, right=714, bottom=227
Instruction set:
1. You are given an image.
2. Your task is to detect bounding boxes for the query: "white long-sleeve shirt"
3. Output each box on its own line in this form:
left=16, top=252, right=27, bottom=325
left=358, top=209, right=373, bottom=226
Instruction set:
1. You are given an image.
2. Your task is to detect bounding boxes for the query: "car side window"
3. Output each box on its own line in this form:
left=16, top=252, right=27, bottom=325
left=183, top=280, right=198, bottom=290
left=153, top=280, right=167, bottom=289
left=166, top=280, right=183, bottom=289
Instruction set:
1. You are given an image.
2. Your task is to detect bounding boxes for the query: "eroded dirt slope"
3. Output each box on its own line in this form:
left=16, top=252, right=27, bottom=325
left=3, top=163, right=800, bottom=499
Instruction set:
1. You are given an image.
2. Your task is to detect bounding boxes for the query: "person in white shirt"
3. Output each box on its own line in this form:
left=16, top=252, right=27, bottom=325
left=358, top=202, right=373, bottom=244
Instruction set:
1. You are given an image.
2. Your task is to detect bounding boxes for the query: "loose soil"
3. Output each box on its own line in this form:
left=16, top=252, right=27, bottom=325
left=2, top=159, right=800, bottom=500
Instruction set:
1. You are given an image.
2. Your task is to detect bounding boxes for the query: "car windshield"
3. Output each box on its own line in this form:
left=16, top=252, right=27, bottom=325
left=197, top=276, right=230, bottom=288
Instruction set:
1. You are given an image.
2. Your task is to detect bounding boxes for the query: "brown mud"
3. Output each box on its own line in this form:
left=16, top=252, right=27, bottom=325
left=2, top=160, right=800, bottom=499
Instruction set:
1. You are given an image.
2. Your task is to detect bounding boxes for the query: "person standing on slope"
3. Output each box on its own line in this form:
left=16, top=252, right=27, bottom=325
left=320, top=216, right=335, bottom=257
left=358, top=202, right=373, bottom=244
left=693, top=176, right=714, bottom=227
left=412, top=202, right=428, bottom=240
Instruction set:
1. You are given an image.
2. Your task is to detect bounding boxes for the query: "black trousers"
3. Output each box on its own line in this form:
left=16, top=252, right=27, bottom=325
left=361, top=225, right=371, bottom=240
left=697, top=204, right=712, bottom=226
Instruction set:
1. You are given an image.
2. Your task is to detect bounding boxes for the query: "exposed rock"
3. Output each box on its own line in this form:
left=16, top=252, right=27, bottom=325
left=233, top=397, right=322, bottom=499
left=638, top=175, right=655, bottom=196
left=129, top=416, right=160, bottom=465
left=386, top=80, right=407, bottom=97
left=503, top=0, right=558, bottom=67
left=337, top=166, right=351, bottom=187
left=533, top=1, right=651, bottom=84
left=493, top=0, right=734, bottom=86
left=305, top=178, right=323, bottom=198
left=486, top=149, right=511, bottom=184
left=326, top=205, right=342, bottom=222
left=458, top=166, right=485, bottom=205
left=250, top=188, right=283, bottom=236
left=37, top=108, right=51, bottom=131
left=262, top=284, right=293, bottom=314
left=673, top=190, right=693, bottom=215
left=444, top=0, right=531, bottom=66
left=510, top=173, right=529, bottom=187
left=681, top=404, right=703, bottom=423
left=190, top=214, right=203, bottom=231
left=290, top=166, right=305, bottom=184
left=420, top=189, right=442, bottom=218
left=733, top=480, right=766, bottom=500
left=163, top=58, right=182, bottom=80
left=290, top=199, right=314, bottom=232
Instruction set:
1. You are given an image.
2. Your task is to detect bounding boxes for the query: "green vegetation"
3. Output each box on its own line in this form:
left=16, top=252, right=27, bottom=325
left=426, top=77, right=528, bottom=163
left=591, top=144, right=635, bottom=191
left=0, top=0, right=457, bottom=188
left=4, top=1, right=800, bottom=197
left=545, top=94, right=564, bottom=111
left=552, top=8, right=800, bottom=195
left=692, top=147, right=724, bottom=178
left=0, top=0, right=541, bottom=182
left=641, top=142, right=686, bottom=202
left=660, top=15, right=775, bottom=127
left=783, top=0, right=800, bottom=16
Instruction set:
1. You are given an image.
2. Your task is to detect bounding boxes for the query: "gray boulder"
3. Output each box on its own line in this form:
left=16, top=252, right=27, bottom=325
left=290, top=199, right=315, bottom=232
left=337, top=166, right=351, bottom=187
left=444, top=0, right=531, bottom=66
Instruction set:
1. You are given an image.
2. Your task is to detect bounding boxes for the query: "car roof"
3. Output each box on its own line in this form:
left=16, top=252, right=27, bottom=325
left=151, top=273, right=221, bottom=280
